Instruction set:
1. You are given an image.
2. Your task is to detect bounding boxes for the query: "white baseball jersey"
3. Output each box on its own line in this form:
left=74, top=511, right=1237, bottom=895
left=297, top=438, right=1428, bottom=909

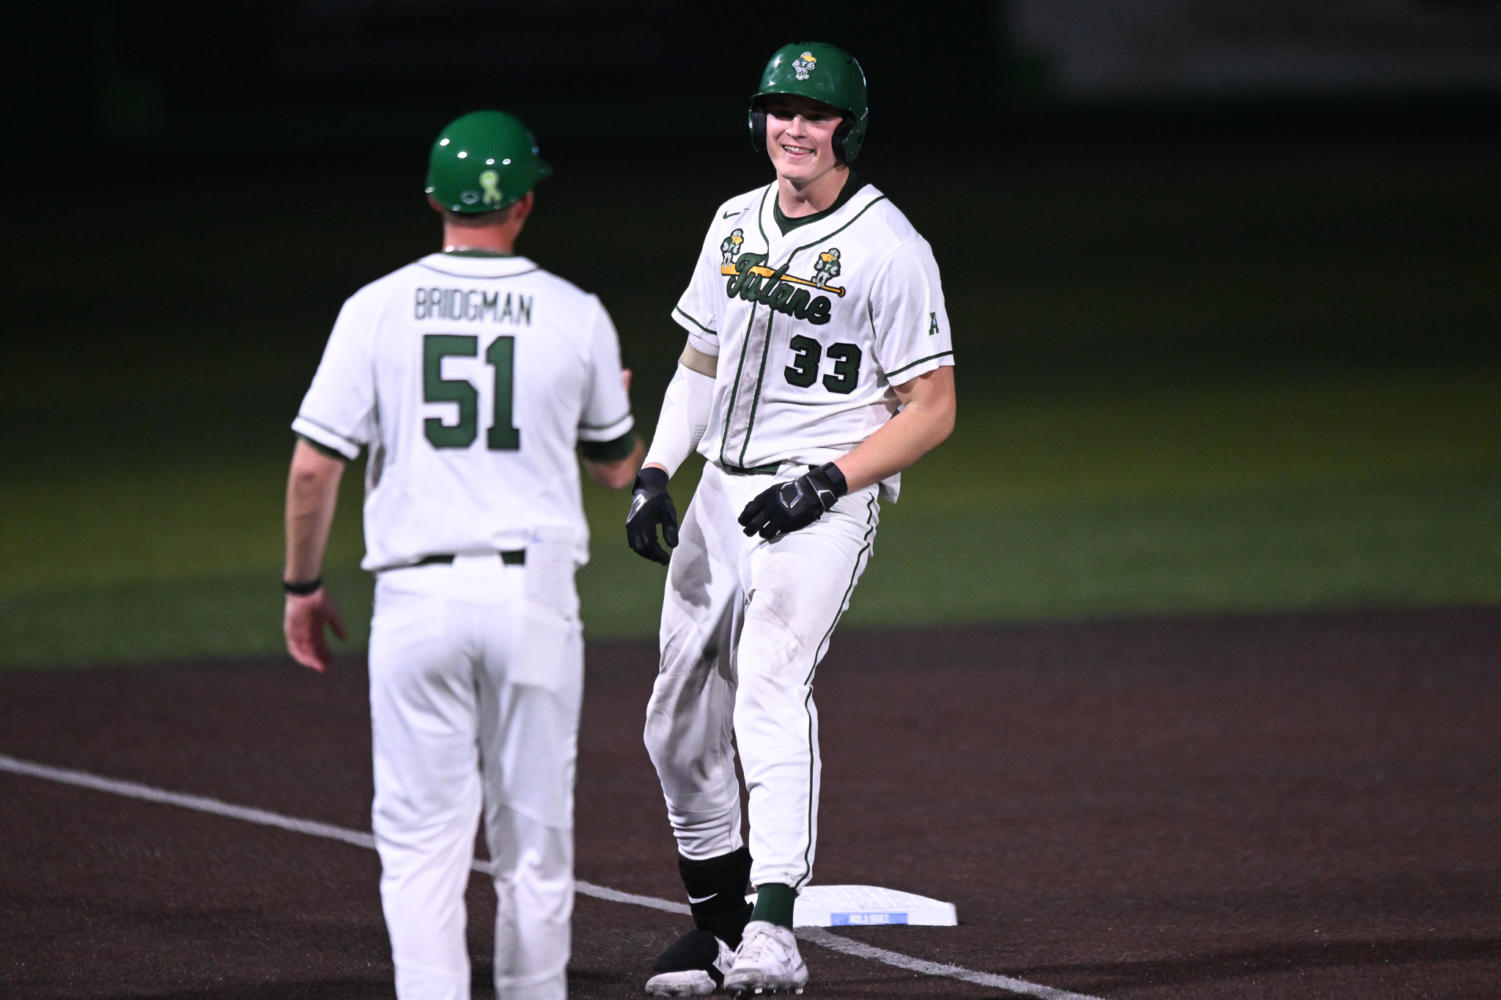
left=295, top=248, right=632, bottom=999
left=645, top=175, right=955, bottom=898
left=673, top=178, right=953, bottom=500
left=293, top=252, right=634, bottom=569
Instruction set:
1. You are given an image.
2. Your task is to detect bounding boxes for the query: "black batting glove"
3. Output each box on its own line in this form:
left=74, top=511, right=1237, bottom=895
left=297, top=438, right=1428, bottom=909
left=626, top=467, right=678, bottom=565
left=738, top=462, right=848, bottom=541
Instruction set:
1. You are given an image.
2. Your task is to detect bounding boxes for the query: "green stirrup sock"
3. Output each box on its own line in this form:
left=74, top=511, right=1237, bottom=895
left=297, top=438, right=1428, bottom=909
left=750, top=882, right=797, bottom=929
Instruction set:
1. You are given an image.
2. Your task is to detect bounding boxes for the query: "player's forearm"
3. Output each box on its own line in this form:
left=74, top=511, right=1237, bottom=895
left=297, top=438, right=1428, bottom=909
left=642, top=353, right=716, bottom=478
left=833, top=407, right=952, bottom=492
left=283, top=439, right=346, bottom=582
left=833, top=367, right=956, bottom=493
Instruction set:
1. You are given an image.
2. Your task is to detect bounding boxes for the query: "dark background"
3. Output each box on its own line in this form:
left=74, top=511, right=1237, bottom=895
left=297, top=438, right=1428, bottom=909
left=17, top=1, right=1501, bottom=170
left=15, top=0, right=1499, bottom=400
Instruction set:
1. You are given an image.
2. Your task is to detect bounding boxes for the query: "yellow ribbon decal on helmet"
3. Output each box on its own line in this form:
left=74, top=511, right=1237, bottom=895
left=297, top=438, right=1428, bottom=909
left=479, top=170, right=503, bottom=206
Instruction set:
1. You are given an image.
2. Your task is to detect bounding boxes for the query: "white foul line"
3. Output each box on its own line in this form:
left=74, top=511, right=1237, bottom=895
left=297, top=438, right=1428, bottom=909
left=0, top=753, right=1105, bottom=1000
left=797, top=927, right=1105, bottom=1000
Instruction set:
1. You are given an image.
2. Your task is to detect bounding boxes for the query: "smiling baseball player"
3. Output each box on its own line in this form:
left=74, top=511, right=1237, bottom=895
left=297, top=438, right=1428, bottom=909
left=626, top=42, right=957, bottom=996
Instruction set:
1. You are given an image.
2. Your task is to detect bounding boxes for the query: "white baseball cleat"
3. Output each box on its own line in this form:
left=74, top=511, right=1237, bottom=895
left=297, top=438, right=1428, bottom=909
left=722, top=920, right=808, bottom=996
left=645, top=928, right=736, bottom=996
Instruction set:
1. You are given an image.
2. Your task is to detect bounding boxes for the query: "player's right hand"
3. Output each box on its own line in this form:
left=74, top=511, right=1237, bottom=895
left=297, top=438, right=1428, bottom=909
left=626, top=466, right=678, bottom=565
left=284, top=588, right=347, bottom=674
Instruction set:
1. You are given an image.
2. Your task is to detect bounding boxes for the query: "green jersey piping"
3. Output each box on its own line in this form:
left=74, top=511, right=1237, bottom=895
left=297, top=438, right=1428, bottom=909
left=794, top=490, right=878, bottom=890
left=295, top=420, right=363, bottom=457
left=416, top=261, right=540, bottom=280
left=772, top=171, right=866, bottom=235
left=718, top=185, right=776, bottom=469
left=579, top=407, right=634, bottom=432
left=295, top=430, right=354, bottom=461
left=885, top=349, right=955, bottom=380
left=673, top=305, right=715, bottom=337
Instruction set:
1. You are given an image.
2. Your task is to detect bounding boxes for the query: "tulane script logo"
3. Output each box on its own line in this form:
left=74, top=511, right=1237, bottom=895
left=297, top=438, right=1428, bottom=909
left=720, top=245, right=845, bottom=327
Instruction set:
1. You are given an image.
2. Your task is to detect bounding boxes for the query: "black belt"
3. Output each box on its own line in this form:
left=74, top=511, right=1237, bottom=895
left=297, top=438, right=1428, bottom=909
left=721, top=462, right=781, bottom=476
left=413, top=550, right=525, bottom=567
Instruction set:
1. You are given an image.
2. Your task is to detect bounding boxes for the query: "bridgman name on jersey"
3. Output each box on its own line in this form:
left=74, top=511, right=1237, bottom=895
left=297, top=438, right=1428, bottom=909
left=415, top=287, right=534, bottom=325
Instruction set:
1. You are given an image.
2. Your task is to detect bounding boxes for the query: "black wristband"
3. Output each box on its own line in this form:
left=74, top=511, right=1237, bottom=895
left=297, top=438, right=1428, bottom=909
left=282, top=576, right=322, bottom=596
left=815, top=461, right=848, bottom=498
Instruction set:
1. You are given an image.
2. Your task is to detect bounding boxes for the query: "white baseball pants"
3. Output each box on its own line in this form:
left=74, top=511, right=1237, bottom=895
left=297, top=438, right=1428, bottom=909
left=369, top=537, right=582, bottom=1000
left=644, top=462, right=879, bottom=890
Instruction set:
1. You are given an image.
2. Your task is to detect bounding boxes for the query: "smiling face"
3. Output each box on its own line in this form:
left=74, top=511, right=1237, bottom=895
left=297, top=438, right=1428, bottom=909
left=761, top=94, right=849, bottom=210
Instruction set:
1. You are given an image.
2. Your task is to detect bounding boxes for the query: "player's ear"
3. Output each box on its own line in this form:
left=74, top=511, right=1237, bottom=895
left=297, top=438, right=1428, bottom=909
left=509, top=191, right=535, bottom=230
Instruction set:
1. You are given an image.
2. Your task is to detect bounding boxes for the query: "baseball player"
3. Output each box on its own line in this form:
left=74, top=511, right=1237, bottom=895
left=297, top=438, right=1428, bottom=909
left=626, top=42, right=956, bottom=996
left=282, top=110, right=642, bottom=1000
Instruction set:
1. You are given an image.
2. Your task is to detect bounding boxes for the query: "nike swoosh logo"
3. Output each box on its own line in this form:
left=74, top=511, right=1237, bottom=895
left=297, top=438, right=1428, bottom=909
left=687, top=892, right=718, bottom=904
left=722, top=211, right=739, bottom=219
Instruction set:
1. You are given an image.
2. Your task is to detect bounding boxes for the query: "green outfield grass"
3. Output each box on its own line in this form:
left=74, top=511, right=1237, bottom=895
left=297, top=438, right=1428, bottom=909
left=3, top=144, right=1497, bottom=667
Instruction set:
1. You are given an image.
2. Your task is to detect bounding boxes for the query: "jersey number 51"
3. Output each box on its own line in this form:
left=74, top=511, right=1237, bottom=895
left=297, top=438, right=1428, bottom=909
left=423, top=333, right=520, bottom=451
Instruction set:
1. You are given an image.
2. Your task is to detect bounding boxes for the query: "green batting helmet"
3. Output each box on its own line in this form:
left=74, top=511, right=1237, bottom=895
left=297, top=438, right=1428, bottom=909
left=425, top=110, right=551, bottom=214
left=748, top=42, right=869, bottom=162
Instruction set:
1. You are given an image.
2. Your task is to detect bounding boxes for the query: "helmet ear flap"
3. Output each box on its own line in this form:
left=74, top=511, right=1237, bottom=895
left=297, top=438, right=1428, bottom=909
left=748, top=105, right=767, bottom=153
left=832, top=117, right=852, bottom=163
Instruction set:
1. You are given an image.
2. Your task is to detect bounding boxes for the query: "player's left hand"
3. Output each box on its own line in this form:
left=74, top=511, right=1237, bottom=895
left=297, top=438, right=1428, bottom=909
left=284, top=587, right=347, bottom=673
left=739, top=462, right=848, bottom=540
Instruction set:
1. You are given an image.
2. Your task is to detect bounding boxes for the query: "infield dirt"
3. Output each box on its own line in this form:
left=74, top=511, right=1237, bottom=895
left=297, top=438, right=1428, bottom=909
left=3, top=606, right=1499, bottom=998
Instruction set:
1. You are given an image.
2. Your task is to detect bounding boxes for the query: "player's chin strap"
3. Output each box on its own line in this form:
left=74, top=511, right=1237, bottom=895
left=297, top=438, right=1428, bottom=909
left=738, top=462, right=847, bottom=541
